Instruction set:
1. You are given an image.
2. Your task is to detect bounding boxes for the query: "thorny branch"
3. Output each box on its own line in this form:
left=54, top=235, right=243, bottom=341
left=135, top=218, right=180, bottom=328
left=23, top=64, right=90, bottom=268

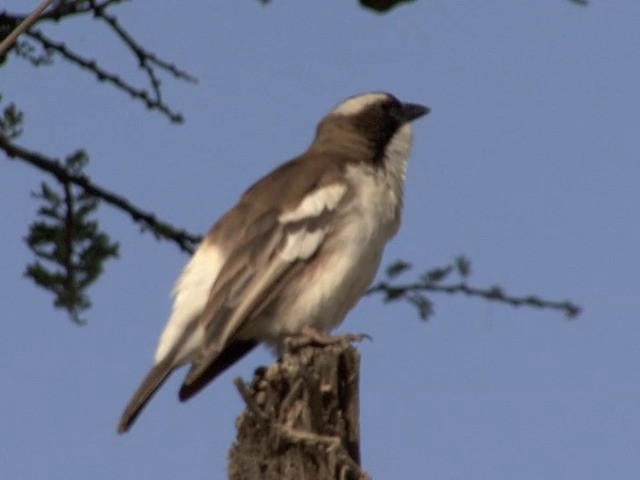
left=0, top=0, right=196, bottom=123
left=25, top=28, right=185, bottom=122
left=39, top=0, right=124, bottom=22
left=62, top=178, right=76, bottom=298
left=0, top=135, right=201, bottom=254
left=1, top=133, right=582, bottom=320
left=0, top=1, right=585, bottom=321
left=87, top=0, right=196, bottom=84
left=367, top=279, right=581, bottom=318
left=0, top=0, right=52, bottom=55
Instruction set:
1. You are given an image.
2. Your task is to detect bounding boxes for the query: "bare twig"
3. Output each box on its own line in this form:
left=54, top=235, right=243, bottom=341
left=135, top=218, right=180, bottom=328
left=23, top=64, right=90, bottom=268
left=1, top=132, right=580, bottom=316
left=1, top=0, right=195, bottom=123
left=39, top=0, right=125, bottom=22
left=1, top=130, right=580, bottom=318
left=88, top=1, right=197, bottom=84
left=367, top=280, right=581, bottom=318
left=0, top=0, right=53, bottom=57
left=24, top=28, right=184, bottom=122
left=0, top=134, right=201, bottom=253
left=62, top=179, right=75, bottom=299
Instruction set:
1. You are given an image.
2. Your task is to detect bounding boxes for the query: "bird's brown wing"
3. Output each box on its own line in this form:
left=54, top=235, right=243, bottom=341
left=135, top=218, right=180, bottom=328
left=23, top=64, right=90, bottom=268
left=181, top=181, right=349, bottom=392
left=178, top=339, right=258, bottom=401
left=118, top=319, right=201, bottom=434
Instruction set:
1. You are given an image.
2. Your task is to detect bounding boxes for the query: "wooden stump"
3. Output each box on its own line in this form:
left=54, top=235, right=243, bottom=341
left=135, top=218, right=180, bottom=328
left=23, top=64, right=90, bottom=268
left=228, top=340, right=370, bottom=480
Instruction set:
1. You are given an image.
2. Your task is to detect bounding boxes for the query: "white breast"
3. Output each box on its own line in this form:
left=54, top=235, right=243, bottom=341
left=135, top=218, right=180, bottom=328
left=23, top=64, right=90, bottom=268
left=282, top=120, right=413, bottom=335
left=257, top=163, right=403, bottom=342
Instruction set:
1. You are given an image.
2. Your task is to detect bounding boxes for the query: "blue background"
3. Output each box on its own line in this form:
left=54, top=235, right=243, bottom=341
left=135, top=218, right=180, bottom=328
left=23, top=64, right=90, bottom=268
left=1, top=1, right=639, bottom=479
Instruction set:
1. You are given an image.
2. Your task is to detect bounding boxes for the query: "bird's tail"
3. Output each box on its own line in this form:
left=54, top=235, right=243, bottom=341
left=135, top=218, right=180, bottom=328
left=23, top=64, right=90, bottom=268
left=117, top=357, right=174, bottom=434
left=178, top=340, right=257, bottom=402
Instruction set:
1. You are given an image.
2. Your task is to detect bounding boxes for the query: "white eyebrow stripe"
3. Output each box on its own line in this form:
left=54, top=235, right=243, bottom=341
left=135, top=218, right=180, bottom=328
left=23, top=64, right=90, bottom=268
left=331, top=93, right=389, bottom=116
left=279, top=183, right=347, bottom=223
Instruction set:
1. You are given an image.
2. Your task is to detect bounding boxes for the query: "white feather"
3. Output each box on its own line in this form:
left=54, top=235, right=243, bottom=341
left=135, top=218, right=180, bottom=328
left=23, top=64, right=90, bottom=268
left=279, top=184, right=347, bottom=223
left=331, top=92, right=390, bottom=116
left=215, top=228, right=326, bottom=348
left=154, top=243, right=225, bottom=364
left=251, top=156, right=409, bottom=342
left=280, top=228, right=325, bottom=261
left=257, top=124, right=413, bottom=340
left=154, top=102, right=414, bottom=363
left=382, top=123, right=413, bottom=206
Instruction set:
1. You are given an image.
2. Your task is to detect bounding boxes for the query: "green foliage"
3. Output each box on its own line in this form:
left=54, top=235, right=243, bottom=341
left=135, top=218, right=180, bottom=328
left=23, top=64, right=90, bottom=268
left=1, top=3, right=584, bottom=326
left=0, top=94, right=23, bottom=139
left=455, top=255, right=471, bottom=278
left=385, top=259, right=412, bottom=278
left=381, top=258, right=472, bottom=320
left=421, top=264, right=453, bottom=284
left=24, top=151, right=119, bottom=324
left=15, top=39, right=54, bottom=67
left=405, top=292, right=433, bottom=319
left=374, top=255, right=580, bottom=320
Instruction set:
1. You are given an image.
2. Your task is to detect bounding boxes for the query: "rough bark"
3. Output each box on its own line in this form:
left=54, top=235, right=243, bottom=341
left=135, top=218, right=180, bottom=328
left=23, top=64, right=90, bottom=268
left=228, top=340, right=370, bottom=480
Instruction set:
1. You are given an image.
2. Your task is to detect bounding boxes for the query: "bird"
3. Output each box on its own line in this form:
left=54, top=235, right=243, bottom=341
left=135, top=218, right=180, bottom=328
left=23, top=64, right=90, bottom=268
left=117, top=92, right=429, bottom=434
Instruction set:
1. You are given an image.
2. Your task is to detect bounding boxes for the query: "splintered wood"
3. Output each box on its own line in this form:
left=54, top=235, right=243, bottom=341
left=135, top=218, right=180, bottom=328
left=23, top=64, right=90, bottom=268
left=228, top=339, right=371, bottom=480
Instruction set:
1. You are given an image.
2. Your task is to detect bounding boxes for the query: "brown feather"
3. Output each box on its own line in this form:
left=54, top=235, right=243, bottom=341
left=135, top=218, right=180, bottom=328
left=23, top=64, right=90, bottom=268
left=117, top=356, right=174, bottom=434
left=179, top=340, right=258, bottom=402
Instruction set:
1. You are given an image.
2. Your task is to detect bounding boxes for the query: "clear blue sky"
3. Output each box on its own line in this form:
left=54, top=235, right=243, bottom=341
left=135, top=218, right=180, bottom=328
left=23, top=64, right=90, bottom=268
left=2, top=1, right=639, bottom=479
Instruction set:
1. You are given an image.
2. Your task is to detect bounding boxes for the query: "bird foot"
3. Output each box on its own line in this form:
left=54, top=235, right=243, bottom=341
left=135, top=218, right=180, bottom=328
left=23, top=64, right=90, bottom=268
left=284, top=327, right=371, bottom=351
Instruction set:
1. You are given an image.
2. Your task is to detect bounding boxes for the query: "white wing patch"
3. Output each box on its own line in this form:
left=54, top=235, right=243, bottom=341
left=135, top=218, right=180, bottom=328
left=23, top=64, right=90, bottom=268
left=279, top=183, right=347, bottom=223
left=154, top=243, right=225, bottom=364
left=280, top=229, right=325, bottom=261
left=331, top=92, right=390, bottom=116
left=213, top=223, right=326, bottom=350
left=211, top=228, right=324, bottom=350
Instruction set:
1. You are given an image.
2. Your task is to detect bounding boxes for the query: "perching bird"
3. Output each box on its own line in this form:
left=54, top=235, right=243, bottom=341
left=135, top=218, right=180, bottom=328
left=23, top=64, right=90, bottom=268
left=117, top=92, right=429, bottom=433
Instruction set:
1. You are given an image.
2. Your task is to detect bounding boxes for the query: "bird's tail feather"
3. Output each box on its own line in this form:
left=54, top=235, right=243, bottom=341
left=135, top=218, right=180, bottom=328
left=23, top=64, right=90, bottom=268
left=179, top=340, right=257, bottom=402
left=117, top=357, right=174, bottom=434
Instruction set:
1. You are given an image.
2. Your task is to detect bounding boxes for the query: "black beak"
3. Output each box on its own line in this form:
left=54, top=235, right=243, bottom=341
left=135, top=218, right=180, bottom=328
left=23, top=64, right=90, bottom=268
left=399, top=102, right=430, bottom=122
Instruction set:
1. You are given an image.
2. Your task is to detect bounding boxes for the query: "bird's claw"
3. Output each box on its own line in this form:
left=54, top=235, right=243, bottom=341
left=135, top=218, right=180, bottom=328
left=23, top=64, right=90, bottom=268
left=284, top=327, right=372, bottom=351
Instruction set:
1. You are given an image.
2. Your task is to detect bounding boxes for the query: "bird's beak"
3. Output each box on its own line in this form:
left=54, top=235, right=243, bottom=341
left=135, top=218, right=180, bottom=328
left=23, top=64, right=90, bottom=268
left=399, top=103, right=430, bottom=122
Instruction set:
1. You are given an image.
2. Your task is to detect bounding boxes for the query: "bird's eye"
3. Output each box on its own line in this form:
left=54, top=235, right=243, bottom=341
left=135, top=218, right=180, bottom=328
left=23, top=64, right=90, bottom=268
left=384, top=99, right=403, bottom=122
